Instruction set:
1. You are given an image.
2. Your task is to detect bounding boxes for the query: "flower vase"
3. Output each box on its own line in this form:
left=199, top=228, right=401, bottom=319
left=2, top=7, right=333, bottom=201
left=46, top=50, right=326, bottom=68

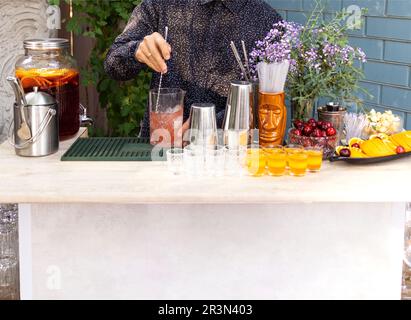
left=291, top=99, right=316, bottom=121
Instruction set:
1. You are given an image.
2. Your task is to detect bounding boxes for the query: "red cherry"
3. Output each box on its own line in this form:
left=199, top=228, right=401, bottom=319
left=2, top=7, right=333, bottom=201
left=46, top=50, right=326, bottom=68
left=396, top=146, right=406, bottom=154
left=308, top=118, right=316, bottom=124
left=302, top=125, right=313, bottom=137
left=340, top=148, right=351, bottom=157
left=321, top=130, right=327, bottom=137
left=317, top=121, right=324, bottom=128
left=326, top=127, right=337, bottom=137
left=352, top=143, right=361, bottom=149
left=293, top=120, right=304, bottom=129
left=321, top=122, right=333, bottom=131
left=292, top=129, right=302, bottom=136
left=311, top=128, right=322, bottom=138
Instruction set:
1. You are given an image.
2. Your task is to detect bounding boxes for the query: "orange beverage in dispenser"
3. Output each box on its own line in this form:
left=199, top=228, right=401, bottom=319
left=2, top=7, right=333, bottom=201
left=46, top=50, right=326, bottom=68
left=16, top=68, right=80, bottom=138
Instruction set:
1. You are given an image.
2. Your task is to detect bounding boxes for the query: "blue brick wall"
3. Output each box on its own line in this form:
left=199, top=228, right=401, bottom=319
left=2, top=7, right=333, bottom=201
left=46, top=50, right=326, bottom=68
left=266, top=0, right=411, bottom=130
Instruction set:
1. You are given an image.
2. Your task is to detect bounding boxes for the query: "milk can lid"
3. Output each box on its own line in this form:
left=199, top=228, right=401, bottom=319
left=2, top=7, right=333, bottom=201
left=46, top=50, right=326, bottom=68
left=25, top=88, right=56, bottom=107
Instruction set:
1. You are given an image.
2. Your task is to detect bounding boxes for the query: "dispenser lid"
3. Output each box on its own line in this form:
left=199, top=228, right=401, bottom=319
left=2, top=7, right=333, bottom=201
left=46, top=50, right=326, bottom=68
left=25, top=87, right=56, bottom=107
left=24, top=38, right=70, bottom=50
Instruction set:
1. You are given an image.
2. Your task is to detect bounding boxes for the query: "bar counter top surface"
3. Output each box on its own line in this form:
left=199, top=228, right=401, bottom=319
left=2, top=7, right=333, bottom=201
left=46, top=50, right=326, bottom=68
left=0, top=129, right=410, bottom=204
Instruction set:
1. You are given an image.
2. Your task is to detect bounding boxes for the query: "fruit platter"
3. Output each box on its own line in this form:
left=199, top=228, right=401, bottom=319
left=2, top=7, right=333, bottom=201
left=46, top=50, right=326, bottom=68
left=330, top=131, right=411, bottom=164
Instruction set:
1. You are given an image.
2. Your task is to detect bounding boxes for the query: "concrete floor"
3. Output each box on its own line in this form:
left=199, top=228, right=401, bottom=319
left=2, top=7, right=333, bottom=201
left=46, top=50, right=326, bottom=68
left=0, top=285, right=19, bottom=300
left=0, top=263, right=19, bottom=300
left=0, top=204, right=19, bottom=300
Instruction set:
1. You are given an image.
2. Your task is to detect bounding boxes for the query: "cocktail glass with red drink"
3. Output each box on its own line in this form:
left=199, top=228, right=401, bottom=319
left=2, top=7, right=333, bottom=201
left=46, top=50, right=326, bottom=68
left=149, top=88, right=186, bottom=148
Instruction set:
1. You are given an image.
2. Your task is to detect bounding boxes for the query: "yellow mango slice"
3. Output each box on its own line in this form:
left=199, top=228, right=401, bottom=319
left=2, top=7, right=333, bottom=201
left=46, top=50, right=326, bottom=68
left=397, top=132, right=411, bottom=149
left=350, top=148, right=367, bottom=158
left=360, top=140, right=382, bottom=157
left=372, top=139, right=396, bottom=156
left=390, top=133, right=411, bottom=151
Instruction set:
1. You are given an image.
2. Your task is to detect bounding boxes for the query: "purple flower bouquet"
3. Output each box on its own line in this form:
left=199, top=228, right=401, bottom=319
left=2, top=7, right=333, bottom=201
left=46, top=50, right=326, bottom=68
left=250, top=1, right=368, bottom=120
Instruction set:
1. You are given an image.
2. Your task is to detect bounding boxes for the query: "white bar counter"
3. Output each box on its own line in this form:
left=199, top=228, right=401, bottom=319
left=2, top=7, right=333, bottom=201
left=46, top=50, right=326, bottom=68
left=0, top=130, right=409, bottom=299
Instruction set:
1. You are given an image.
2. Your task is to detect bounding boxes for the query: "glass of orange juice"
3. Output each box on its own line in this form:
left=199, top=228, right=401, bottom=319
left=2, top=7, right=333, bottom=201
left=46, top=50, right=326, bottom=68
left=264, top=145, right=287, bottom=176
left=245, top=146, right=266, bottom=177
left=306, top=147, right=323, bottom=172
left=287, top=149, right=308, bottom=177
left=284, top=144, right=304, bottom=168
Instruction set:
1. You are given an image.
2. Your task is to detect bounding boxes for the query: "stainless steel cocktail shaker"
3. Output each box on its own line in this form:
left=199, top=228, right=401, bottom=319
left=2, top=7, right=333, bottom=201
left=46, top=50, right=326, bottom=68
left=223, top=81, right=254, bottom=148
left=188, top=103, right=218, bottom=148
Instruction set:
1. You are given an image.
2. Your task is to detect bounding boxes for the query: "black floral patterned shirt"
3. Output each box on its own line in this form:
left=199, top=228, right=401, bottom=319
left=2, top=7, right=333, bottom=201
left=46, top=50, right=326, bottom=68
left=105, top=0, right=282, bottom=137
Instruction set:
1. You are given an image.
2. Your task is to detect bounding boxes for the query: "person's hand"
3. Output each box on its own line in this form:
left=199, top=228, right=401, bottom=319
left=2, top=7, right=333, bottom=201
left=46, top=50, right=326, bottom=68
left=176, top=120, right=191, bottom=148
left=181, top=119, right=190, bottom=146
left=136, top=32, right=171, bottom=73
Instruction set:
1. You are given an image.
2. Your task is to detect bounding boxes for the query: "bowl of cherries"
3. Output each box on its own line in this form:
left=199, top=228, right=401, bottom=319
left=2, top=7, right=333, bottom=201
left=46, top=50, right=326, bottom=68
left=288, top=119, right=339, bottom=159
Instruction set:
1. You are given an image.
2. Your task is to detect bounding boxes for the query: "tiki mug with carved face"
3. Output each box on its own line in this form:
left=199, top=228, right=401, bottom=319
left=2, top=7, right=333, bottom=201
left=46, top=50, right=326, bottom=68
left=258, top=92, right=287, bottom=147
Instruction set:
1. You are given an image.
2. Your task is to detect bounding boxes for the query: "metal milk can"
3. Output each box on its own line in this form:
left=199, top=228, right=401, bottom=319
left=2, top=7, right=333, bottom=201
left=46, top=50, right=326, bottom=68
left=7, top=76, right=59, bottom=157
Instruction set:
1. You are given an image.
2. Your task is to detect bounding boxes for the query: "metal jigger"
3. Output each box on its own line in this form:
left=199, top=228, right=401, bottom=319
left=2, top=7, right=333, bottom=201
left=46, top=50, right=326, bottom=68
left=223, top=81, right=254, bottom=149
left=187, top=103, right=218, bottom=149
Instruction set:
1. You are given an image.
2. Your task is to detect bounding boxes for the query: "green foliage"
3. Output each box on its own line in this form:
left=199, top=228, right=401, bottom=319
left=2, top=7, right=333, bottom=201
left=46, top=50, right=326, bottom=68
left=288, top=0, right=369, bottom=106
left=49, top=0, right=151, bottom=136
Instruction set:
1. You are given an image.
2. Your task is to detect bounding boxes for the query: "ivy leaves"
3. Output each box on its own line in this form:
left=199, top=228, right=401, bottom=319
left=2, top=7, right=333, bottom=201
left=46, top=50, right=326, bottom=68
left=49, top=0, right=150, bottom=136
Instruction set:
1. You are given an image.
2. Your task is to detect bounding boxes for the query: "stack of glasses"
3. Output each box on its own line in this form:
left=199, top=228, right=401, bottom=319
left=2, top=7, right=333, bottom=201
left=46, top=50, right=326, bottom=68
left=166, top=102, right=250, bottom=177
left=0, top=204, right=19, bottom=300
left=166, top=145, right=246, bottom=177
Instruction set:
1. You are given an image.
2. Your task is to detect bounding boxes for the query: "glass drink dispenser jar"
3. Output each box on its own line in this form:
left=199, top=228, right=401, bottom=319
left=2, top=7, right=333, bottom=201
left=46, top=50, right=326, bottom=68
left=15, top=39, right=80, bottom=138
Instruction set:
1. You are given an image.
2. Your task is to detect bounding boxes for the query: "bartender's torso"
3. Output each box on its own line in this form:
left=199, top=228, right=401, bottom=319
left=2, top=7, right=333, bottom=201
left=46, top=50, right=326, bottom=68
left=107, top=0, right=282, bottom=136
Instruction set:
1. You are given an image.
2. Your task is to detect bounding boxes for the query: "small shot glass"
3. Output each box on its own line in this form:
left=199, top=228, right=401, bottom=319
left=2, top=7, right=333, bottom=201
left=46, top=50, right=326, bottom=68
left=245, top=146, right=266, bottom=177
left=183, top=145, right=205, bottom=177
left=288, top=149, right=308, bottom=177
left=264, top=145, right=287, bottom=177
left=284, top=144, right=304, bottom=154
left=205, top=146, right=226, bottom=177
left=284, top=144, right=304, bottom=169
left=225, top=146, right=247, bottom=177
left=306, top=146, right=323, bottom=173
left=166, top=148, right=184, bottom=175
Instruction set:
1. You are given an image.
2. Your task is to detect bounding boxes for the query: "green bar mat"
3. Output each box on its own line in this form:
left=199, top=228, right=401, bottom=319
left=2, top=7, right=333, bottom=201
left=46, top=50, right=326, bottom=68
left=61, top=137, right=166, bottom=161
